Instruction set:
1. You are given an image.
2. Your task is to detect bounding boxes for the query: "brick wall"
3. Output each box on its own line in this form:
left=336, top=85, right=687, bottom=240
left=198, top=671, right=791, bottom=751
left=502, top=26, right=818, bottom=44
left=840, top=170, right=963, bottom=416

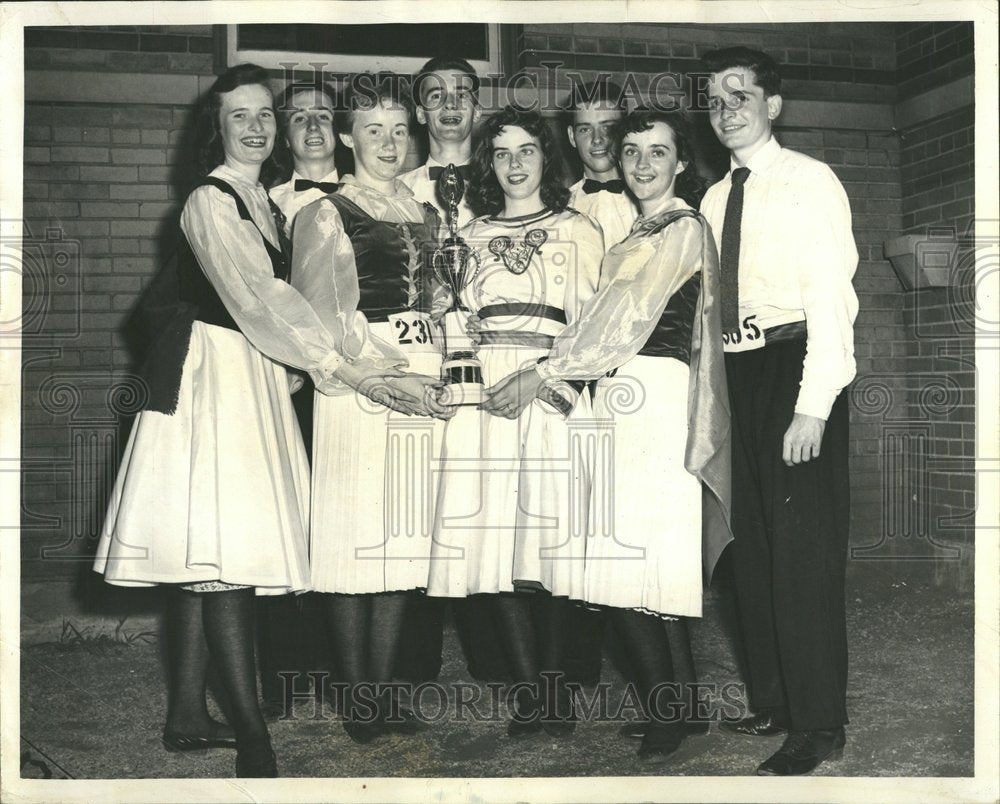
left=893, top=22, right=976, bottom=567
left=21, top=27, right=216, bottom=576
left=20, top=23, right=974, bottom=582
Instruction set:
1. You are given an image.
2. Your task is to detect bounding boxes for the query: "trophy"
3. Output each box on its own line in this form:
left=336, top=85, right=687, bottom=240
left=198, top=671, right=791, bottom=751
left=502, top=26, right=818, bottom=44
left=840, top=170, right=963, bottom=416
left=432, top=164, right=484, bottom=406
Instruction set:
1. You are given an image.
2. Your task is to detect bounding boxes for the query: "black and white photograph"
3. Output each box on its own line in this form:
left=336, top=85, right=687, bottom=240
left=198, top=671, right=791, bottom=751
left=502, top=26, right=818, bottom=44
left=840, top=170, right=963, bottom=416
left=1, top=1, right=997, bottom=802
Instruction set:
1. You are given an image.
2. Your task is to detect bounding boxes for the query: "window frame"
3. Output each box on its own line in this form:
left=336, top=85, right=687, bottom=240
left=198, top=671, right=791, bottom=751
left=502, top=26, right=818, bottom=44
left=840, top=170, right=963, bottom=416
left=220, top=23, right=508, bottom=76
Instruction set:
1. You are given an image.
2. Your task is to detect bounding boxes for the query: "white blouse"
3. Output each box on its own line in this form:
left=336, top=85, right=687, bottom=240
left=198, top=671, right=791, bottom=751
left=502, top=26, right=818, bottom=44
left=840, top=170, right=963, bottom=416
left=537, top=197, right=704, bottom=382
left=179, top=164, right=345, bottom=390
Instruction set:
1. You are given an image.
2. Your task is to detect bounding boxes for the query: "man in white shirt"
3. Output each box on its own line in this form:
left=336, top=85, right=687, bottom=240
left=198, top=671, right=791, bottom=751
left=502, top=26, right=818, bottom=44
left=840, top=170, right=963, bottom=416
left=259, top=79, right=341, bottom=720
left=399, top=57, right=481, bottom=230
left=700, top=47, right=858, bottom=776
left=269, top=81, right=340, bottom=239
left=395, top=58, right=513, bottom=686
left=565, top=80, right=637, bottom=250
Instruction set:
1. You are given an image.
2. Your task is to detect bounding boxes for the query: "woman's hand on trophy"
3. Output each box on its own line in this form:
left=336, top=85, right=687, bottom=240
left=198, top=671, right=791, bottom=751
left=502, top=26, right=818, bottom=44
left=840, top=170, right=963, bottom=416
left=334, top=363, right=417, bottom=415
left=481, top=366, right=543, bottom=419
left=465, top=312, right=483, bottom=346
left=384, top=373, right=456, bottom=420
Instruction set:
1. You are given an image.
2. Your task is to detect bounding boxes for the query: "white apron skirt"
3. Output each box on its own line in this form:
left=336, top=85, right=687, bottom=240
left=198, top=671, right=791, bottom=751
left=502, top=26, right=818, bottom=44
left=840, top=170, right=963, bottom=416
left=582, top=355, right=702, bottom=618
left=93, top=321, right=312, bottom=595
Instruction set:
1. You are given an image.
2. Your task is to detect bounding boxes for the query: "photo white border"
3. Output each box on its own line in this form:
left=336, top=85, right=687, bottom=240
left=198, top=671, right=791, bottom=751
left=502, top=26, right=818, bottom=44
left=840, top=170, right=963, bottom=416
left=1, top=2, right=997, bottom=802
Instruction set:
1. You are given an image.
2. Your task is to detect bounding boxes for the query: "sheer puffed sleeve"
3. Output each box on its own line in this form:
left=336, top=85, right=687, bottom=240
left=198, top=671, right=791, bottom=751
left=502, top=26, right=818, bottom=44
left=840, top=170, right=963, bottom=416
left=290, top=197, right=410, bottom=395
left=537, top=214, right=705, bottom=382
left=180, top=184, right=345, bottom=382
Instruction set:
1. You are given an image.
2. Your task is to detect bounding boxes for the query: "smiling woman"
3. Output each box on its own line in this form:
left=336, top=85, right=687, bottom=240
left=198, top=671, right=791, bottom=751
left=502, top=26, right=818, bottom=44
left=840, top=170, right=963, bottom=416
left=92, top=63, right=352, bottom=780
left=289, top=73, right=450, bottom=745
left=428, top=106, right=605, bottom=739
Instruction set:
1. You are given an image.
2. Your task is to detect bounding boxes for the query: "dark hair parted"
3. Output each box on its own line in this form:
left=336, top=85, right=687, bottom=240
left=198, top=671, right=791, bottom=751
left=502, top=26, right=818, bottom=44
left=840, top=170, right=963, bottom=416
left=194, top=63, right=280, bottom=183
left=413, top=56, right=480, bottom=106
left=616, top=109, right=707, bottom=208
left=700, top=47, right=781, bottom=98
left=467, top=106, right=570, bottom=218
left=337, top=72, right=414, bottom=134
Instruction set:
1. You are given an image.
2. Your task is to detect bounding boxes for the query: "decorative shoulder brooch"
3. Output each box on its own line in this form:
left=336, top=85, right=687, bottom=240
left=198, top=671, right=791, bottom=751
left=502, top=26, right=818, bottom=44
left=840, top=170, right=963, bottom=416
left=488, top=228, right=548, bottom=275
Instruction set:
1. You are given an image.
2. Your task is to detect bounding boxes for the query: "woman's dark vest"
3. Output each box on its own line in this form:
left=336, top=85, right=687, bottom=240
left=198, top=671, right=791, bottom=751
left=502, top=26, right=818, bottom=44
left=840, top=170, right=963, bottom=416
left=636, top=208, right=703, bottom=365
left=138, top=177, right=289, bottom=414
left=319, top=193, right=439, bottom=318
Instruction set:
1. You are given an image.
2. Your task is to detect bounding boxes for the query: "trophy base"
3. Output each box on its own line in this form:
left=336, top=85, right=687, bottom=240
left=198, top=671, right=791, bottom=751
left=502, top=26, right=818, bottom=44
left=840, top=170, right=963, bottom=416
left=440, top=354, right=485, bottom=406
left=438, top=381, right=485, bottom=407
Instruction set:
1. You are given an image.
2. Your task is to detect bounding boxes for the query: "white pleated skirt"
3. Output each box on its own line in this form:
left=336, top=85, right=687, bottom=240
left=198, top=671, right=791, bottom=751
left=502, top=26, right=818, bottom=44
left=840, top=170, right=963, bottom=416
left=427, top=344, right=591, bottom=598
left=582, top=355, right=703, bottom=618
left=93, top=322, right=312, bottom=595
left=309, top=349, right=442, bottom=594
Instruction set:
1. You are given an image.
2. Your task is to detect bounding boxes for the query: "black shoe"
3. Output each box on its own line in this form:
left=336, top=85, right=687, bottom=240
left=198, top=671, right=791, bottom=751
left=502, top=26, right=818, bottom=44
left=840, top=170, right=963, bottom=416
left=381, top=703, right=426, bottom=736
left=342, top=716, right=385, bottom=745
left=756, top=727, right=846, bottom=776
left=162, top=723, right=237, bottom=753
left=720, top=707, right=789, bottom=736
left=636, top=723, right=685, bottom=764
left=235, top=746, right=278, bottom=778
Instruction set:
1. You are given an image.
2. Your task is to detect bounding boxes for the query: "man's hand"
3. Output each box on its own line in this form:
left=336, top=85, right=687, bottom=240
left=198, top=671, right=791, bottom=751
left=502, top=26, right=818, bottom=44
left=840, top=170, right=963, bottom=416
left=481, top=366, right=544, bottom=419
left=782, top=412, right=826, bottom=466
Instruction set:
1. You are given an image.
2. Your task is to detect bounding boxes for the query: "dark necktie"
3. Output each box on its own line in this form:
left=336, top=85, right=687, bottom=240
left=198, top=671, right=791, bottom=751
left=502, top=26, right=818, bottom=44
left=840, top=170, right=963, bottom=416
left=581, top=178, right=625, bottom=195
left=294, top=179, right=338, bottom=194
left=428, top=164, right=472, bottom=182
left=720, top=167, right=751, bottom=333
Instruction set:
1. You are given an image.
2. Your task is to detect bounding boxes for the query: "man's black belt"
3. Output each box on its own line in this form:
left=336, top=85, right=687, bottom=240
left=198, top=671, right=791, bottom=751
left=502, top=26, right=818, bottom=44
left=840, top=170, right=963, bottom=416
left=763, top=320, right=807, bottom=343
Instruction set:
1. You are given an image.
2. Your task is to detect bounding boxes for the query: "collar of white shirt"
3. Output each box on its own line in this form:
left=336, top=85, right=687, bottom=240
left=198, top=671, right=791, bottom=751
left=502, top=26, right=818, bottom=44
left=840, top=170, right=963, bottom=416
left=424, top=157, right=470, bottom=174
left=730, top=136, right=781, bottom=179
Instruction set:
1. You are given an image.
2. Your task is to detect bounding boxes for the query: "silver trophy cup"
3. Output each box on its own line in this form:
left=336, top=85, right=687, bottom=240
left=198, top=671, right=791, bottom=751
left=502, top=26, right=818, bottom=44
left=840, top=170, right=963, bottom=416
left=432, top=164, right=484, bottom=406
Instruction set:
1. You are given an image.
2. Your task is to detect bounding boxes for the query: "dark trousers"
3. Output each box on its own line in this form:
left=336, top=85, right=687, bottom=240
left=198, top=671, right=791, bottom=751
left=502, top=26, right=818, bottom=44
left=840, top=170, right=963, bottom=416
left=725, top=339, right=850, bottom=731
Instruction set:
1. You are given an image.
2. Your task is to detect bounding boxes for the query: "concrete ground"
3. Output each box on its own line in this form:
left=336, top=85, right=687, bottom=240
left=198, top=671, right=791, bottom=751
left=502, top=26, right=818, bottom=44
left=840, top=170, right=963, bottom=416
left=18, top=561, right=973, bottom=784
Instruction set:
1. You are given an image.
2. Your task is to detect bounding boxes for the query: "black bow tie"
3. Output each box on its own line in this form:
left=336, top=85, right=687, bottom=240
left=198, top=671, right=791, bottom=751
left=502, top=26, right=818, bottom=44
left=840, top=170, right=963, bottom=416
left=581, top=178, right=625, bottom=195
left=294, top=179, right=339, bottom=194
left=428, top=164, right=472, bottom=182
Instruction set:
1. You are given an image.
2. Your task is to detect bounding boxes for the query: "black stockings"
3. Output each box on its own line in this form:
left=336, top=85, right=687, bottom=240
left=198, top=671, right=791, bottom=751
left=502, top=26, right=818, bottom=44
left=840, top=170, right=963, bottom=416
left=493, top=593, right=573, bottom=717
left=613, top=608, right=698, bottom=727
left=165, top=587, right=269, bottom=751
left=321, top=592, right=408, bottom=716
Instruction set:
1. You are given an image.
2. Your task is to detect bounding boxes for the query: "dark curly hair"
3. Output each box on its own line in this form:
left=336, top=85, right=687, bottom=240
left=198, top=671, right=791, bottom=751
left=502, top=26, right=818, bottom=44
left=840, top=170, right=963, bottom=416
left=614, top=108, right=707, bottom=208
left=467, top=106, right=569, bottom=218
left=194, top=63, right=280, bottom=184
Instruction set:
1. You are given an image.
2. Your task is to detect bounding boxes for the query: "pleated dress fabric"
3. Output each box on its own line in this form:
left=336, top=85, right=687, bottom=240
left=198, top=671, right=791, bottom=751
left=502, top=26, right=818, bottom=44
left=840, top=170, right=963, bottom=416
left=427, top=207, right=605, bottom=599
